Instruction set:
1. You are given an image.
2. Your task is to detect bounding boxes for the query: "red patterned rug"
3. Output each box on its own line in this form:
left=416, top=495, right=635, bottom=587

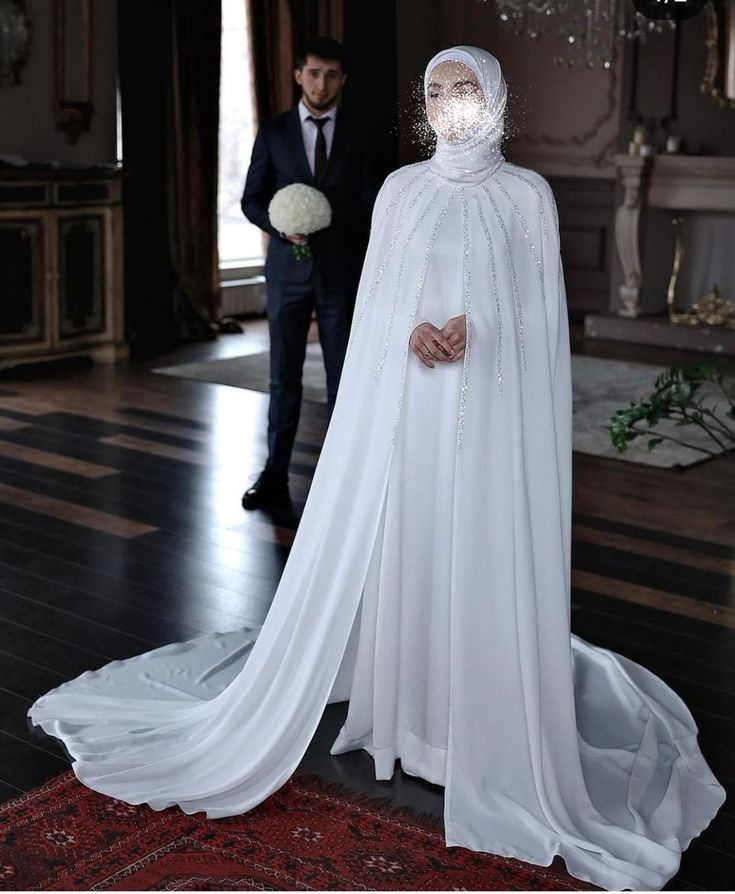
left=0, top=769, right=596, bottom=890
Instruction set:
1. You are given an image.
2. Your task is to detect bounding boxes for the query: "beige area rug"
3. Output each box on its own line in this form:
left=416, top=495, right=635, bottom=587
left=154, top=346, right=733, bottom=468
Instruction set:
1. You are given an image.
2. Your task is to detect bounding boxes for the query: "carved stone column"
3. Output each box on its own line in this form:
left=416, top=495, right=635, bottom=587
left=613, top=153, right=652, bottom=318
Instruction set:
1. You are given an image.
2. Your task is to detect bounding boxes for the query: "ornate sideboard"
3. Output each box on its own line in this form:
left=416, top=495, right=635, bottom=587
left=0, top=166, right=126, bottom=370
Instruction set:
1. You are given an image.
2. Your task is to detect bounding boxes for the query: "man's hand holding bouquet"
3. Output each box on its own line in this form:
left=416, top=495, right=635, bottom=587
left=268, top=184, right=332, bottom=261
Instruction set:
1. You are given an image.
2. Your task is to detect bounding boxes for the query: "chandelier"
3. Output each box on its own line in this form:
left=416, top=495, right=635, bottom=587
left=473, top=0, right=676, bottom=69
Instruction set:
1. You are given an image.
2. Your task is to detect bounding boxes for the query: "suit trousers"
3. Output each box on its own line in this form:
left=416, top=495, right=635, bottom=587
left=265, top=266, right=355, bottom=477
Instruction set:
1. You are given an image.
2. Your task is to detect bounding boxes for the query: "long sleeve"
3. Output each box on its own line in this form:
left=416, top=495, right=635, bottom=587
left=241, top=123, right=284, bottom=240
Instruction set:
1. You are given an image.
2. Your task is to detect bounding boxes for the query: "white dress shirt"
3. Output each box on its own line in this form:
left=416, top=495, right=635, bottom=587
left=298, top=98, right=337, bottom=176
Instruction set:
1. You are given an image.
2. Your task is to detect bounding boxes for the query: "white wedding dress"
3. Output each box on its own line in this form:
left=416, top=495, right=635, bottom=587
left=330, top=215, right=464, bottom=784
left=27, top=46, right=726, bottom=892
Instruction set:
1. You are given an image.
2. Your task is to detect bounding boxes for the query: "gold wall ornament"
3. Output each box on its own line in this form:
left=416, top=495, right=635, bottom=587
left=667, top=216, right=735, bottom=327
left=670, top=284, right=735, bottom=327
left=701, top=0, right=735, bottom=110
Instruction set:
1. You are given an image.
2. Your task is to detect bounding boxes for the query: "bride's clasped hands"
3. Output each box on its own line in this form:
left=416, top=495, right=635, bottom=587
left=409, top=314, right=467, bottom=368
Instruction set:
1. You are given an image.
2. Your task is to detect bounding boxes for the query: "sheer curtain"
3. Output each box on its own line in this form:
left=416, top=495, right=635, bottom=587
left=218, top=0, right=264, bottom=268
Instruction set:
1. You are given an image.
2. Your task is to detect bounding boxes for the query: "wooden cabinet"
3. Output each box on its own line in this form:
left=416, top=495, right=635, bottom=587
left=0, top=168, right=126, bottom=369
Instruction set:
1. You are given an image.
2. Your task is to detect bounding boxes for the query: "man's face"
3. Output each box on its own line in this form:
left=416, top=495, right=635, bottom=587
left=426, top=60, right=485, bottom=141
left=294, top=54, right=346, bottom=111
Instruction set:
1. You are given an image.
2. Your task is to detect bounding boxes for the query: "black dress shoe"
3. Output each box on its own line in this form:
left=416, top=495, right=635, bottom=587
left=241, top=467, right=290, bottom=510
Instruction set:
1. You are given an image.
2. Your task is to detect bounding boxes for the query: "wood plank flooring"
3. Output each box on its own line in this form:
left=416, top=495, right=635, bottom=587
left=0, top=319, right=732, bottom=890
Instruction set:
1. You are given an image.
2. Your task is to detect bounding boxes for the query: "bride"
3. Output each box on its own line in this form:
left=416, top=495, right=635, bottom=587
left=27, top=46, right=725, bottom=892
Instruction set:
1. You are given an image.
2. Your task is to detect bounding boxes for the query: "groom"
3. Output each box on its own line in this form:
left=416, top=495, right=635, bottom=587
left=241, top=36, right=383, bottom=510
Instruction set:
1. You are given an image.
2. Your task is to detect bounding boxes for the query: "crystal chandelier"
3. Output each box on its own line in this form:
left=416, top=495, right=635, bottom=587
left=473, top=0, right=676, bottom=69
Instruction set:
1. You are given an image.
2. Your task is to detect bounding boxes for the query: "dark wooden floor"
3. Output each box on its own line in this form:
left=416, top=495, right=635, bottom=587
left=0, top=318, right=733, bottom=890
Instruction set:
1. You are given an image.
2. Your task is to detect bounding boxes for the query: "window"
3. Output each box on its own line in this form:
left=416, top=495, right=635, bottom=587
left=218, top=0, right=264, bottom=269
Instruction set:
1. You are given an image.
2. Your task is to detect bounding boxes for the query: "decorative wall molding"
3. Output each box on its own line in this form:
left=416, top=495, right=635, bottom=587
left=550, top=175, right=616, bottom=316
left=514, top=56, right=620, bottom=151
left=505, top=38, right=624, bottom=177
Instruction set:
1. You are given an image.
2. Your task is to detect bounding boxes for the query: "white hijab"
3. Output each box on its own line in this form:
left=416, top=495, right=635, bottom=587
left=424, top=45, right=507, bottom=183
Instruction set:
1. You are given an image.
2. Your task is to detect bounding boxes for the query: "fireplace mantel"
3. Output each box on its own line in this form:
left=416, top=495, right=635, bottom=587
left=584, top=153, right=735, bottom=356
left=647, top=155, right=735, bottom=212
left=613, top=153, right=735, bottom=317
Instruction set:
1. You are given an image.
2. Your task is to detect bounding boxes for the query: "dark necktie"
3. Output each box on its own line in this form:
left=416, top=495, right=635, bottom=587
left=307, top=115, right=328, bottom=183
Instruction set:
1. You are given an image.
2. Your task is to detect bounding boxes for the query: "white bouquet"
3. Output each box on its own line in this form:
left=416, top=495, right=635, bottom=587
left=268, top=183, right=332, bottom=261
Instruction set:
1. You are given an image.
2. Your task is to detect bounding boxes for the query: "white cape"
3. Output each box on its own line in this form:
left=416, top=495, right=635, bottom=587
left=27, top=44, right=726, bottom=892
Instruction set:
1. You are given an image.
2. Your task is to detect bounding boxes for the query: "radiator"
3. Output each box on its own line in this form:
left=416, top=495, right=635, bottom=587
left=219, top=274, right=267, bottom=317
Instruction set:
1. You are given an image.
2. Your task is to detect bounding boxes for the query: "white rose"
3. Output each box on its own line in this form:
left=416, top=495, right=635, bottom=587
left=268, top=183, right=332, bottom=236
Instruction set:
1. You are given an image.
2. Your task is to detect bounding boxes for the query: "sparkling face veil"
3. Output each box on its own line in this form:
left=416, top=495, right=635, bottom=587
left=424, top=46, right=507, bottom=184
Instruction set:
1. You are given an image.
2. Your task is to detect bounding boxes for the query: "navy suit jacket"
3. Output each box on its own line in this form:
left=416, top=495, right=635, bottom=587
left=241, top=104, right=383, bottom=287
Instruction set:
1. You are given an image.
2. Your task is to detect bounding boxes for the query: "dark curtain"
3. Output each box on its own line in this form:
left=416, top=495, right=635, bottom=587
left=118, top=0, right=221, bottom=357
left=248, top=0, right=296, bottom=118
left=342, top=0, right=398, bottom=166
left=248, top=0, right=345, bottom=119
left=166, top=0, right=222, bottom=341
left=247, top=0, right=398, bottom=170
